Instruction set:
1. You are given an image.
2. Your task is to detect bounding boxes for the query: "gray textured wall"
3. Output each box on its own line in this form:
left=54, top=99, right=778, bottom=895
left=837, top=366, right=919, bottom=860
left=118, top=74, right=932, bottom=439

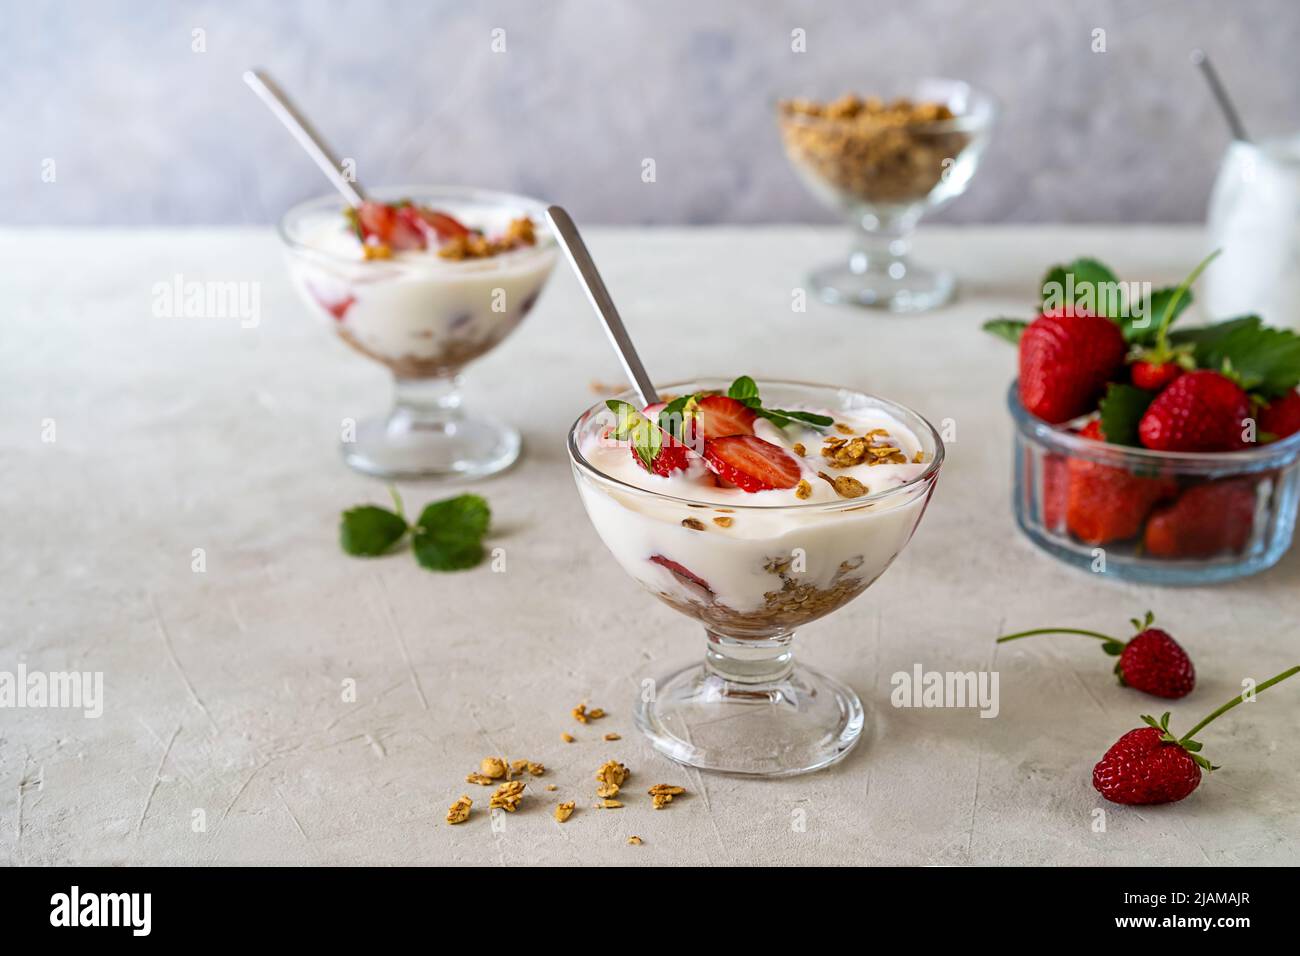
left=4, top=0, right=1297, bottom=226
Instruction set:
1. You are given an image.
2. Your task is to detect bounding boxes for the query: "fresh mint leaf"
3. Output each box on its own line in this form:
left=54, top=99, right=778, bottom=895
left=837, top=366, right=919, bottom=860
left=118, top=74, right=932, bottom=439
left=1098, top=383, right=1157, bottom=447
left=728, top=376, right=760, bottom=401
left=412, top=494, right=491, bottom=571
left=1041, top=258, right=1122, bottom=318
left=1172, top=315, right=1300, bottom=397
left=340, top=505, right=409, bottom=556
left=982, top=318, right=1028, bottom=344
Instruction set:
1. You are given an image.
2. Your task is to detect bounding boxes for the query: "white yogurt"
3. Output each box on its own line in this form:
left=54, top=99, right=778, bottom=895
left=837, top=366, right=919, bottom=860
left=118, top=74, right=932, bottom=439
left=286, top=212, right=557, bottom=372
left=575, top=404, right=935, bottom=615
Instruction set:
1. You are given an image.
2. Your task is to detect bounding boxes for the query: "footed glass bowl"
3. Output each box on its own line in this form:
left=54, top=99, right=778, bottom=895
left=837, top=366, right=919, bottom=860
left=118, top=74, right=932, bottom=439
left=568, top=380, right=944, bottom=776
left=1009, top=383, right=1300, bottom=584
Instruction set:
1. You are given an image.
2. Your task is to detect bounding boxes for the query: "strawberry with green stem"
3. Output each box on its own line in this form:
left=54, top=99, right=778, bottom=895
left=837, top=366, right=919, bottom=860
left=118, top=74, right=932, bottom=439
left=998, top=611, right=1194, bottom=699
left=1128, top=250, right=1219, bottom=391
left=1093, top=665, right=1300, bottom=804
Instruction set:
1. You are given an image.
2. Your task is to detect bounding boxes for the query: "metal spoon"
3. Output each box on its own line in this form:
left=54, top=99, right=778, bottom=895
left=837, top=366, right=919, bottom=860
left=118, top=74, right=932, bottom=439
left=1190, top=49, right=1251, bottom=143
left=243, top=68, right=367, bottom=206
left=546, top=205, right=659, bottom=406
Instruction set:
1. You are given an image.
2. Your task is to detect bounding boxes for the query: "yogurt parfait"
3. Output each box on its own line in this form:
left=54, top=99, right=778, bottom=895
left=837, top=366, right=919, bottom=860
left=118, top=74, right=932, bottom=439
left=280, top=185, right=557, bottom=479
left=568, top=377, right=944, bottom=775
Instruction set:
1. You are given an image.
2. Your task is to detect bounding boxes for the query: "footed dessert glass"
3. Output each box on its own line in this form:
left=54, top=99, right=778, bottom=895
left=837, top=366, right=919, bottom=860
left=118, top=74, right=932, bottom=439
left=568, top=380, right=943, bottom=776
left=280, top=185, right=558, bottom=479
left=777, top=78, right=996, bottom=312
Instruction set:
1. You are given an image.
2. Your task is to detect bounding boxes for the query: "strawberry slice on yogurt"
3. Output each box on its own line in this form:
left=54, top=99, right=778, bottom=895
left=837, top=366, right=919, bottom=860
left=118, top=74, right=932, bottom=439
left=703, top=435, right=801, bottom=492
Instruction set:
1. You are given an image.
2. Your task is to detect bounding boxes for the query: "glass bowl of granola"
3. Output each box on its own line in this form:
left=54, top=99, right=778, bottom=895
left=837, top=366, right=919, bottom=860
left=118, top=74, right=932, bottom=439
left=777, top=79, right=997, bottom=312
left=279, top=185, right=558, bottom=479
left=568, top=378, right=944, bottom=776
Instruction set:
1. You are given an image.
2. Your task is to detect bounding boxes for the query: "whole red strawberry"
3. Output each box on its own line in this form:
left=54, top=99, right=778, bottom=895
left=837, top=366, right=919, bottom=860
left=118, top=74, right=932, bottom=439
left=998, top=611, right=1194, bottom=699
left=1130, top=360, right=1182, bottom=391
left=1092, top=724, right=1202, bottom=805
left=1093, top=665, right=1300, bottom=805
left=1138, top=370, right=1251, bottom=452
left=1119, top=624, right=1196, bottom=699
left=1018, top=308, right=1127, bottom=424
left=1063, top=422, right=1176, bottom=544
left=1143, top=478, right=1257, bottom=558
left=1258, top=389, right=1300, bottom=441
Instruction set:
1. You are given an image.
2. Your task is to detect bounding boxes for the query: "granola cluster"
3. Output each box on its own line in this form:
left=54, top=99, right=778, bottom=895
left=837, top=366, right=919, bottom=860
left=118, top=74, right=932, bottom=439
left=437, top=217, right=538, bottom=261
left=648, top=784, right=685, bottom=810
left=446, top=794, right=473, bottom=825
left=572, top=703, right=606, bottom=724
left=489, top=779, right=526, bottom=812
left=778, top=94, right=969, bottom=205
left=595, top=760, right=630, bottom=799
left=822, top=429, right=908, bottom=468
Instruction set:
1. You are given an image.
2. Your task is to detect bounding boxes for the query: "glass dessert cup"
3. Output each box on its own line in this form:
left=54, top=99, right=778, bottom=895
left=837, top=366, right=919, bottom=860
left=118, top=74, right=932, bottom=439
left=279, top=185, right=558, bottom=479
left=777, top=78, right=997, bottom=312
left=568, top=380, right=944, bottom=776
left=1010, top=384, right=1300, bottom=584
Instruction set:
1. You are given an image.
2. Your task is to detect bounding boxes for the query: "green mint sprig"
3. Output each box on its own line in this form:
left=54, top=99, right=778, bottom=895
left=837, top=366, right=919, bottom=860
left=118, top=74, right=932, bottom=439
left=340, top=489, right=490, bottom=572
left=724, top=375, right=834, bottom=429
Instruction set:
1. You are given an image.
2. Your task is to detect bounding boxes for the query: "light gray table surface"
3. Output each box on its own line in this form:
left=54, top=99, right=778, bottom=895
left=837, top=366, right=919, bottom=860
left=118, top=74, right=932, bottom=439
left=2, top=225, right=1297, bottom=866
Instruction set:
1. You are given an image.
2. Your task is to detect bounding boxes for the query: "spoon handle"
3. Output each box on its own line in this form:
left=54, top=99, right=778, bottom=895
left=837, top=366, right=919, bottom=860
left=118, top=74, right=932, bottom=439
left=243, top=68, right=367, bottom=207
left=546, top=205, right=659, bottom=407
left=1190, top=50, right=1250, bottom=143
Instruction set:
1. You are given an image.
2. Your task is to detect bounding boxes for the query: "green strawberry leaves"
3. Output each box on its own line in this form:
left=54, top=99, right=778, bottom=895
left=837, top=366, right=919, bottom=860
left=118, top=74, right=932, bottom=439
left=606, top=399, right=662, bottom=470
left=340, top=505, right=409, bottom=556
left=981, top=318, right=1028, bottom=344
left=412, top=494, right=491, bottom=571
left=1097, top=383, right=1156, bottom=447
left=1171, top=315, right=1300, bottom=398
left=340, top=490, right=491, bottom=572
left=1041, top=258, right=1121, bottom=318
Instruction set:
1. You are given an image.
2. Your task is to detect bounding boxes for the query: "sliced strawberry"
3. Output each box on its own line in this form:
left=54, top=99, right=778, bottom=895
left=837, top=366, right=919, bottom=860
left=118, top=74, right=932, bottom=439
left=356, top=201, right=426, bottom=251
left=649, top=555, right=713, bottom=594
left=695, top=395, right=757, bottom=439
left=703, top=435, right=800, bottom=492
left=307, top=284, right=354, bottom=321
left=632, top=438, right=691, bottom=477
left=413, top=207, right=471, bottom=241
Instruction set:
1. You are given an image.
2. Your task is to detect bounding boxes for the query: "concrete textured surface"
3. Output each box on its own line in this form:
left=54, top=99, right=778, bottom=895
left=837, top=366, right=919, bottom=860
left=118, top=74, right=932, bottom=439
left=2, top=224, right=1298, bottom=865
left=4, top=0, right=1299, bottom=226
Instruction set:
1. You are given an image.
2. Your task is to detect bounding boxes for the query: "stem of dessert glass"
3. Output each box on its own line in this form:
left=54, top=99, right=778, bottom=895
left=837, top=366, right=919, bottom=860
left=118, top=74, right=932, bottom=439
left=388, top=374, right=463, bottom=434
left=704, top=629, right=795, bottom=685
left=848, top=205, right=923, bottom=276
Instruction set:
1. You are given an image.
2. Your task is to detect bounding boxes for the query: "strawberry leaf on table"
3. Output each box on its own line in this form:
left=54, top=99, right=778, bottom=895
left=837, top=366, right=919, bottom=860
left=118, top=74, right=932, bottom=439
left=1171, top=316, right=1300, bottom=398
left=982, top=318, right=1028, bottom=344
left=412, top=494, right=491, bottom=571
left=725, top=376, right=834, bottom=429
left=1041, top=258, right=1122, bottom=318
left=340, top=505, right=409, bottom=556
left=1097, top=383, right=1157, bottom=447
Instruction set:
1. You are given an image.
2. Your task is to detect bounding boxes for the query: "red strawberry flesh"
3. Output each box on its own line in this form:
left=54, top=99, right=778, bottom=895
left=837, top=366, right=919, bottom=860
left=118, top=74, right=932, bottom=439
left=703, top=436, right=801, bottom=492
left=695, top=395, right=757, bottom=439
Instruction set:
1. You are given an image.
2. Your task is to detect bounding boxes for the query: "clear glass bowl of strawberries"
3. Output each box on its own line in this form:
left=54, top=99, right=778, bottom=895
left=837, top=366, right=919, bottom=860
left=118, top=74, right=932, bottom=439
left=988, top=254, right=1300, bottom=584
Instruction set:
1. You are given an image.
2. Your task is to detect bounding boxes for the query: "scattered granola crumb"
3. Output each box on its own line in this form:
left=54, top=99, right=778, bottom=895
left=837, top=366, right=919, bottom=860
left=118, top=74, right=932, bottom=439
left=794, top=479, right=813, bottom=500
left=712, top=516, right=733, bottom=528
left=587, top=708, right=606, bottom=720
left=648, top=784, right=686, bottom=809
left=835, top=422, right=855, bottom=435
left=479, top=757, right=507, bottom=780
left=681, top=517, right=707, bottom=531
left=489, top=779, right=526, bottom=812
left=792, top=442, right=807, bottom=456
left=595, top=799, right=624, bottom=809
left=465, top=772, right=495, bottom=786
left=913, top=450, right=925, bottom=463
left=561, top=732, right=575, bottom=743
left=572, top=704, right=589, bottom=723
left=362, top=241, right=392, bottom=260
left=554, top=801, right=575, bottom=823
left=595, top=759, right=630, bottom=798
left=546, top=784, right=558, bottom=791
left=509, top=759, right=546, bottom=777
left=627, top=835, right=643, bottom=845
left=446, top=794, right=473, bottom=824
left=603, top=732, right=621, bottom=741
